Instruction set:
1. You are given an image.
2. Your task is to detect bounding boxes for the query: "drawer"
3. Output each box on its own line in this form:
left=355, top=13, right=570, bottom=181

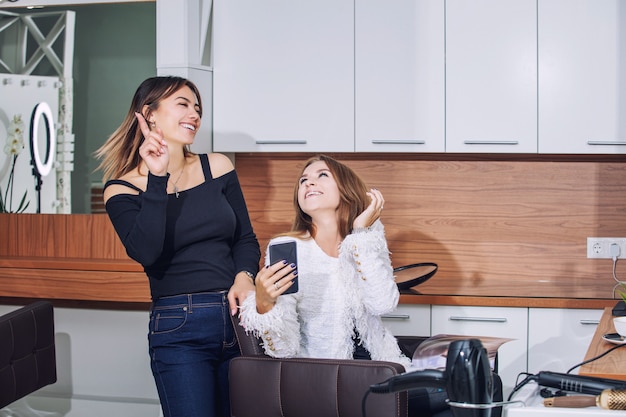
left=432, top=305, right=528, bottom=397
left=382, top=304, right=431, bottom=337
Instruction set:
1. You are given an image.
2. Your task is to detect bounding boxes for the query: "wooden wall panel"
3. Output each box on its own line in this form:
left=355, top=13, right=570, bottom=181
left=1, top=153, right=624, bottom=305
left=0, top=268, right=147, bottom=302
left=0, top=213, right=147, bottom=302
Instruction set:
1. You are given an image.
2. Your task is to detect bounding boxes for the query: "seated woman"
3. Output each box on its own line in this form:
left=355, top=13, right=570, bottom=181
left=239, top=155, right=466, bottom=417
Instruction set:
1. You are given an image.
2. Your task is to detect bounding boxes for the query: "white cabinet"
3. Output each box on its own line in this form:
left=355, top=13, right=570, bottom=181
left=431, top=305, right=528, bottom=396
left=213, top=1, right=625, bottom=155
left=445, top=0, right=537, bottom=153
left=212, top=0, right=354, bottom=152
left=389, top=305, right=602, bottom=397
left=382, top=304, right=431, bottom=337
left=538, top=0, right=626, bottom=154
left=527, top=308, right=601, bottom=375
left=355, top=0, right=445, bottom=153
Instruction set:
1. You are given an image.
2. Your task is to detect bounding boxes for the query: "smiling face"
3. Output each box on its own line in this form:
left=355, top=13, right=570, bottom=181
left=291, top=155, right=370, bottom=239
left=297, top=160, right=341, bottom=216
left=149, top=85, right=201, bottom=146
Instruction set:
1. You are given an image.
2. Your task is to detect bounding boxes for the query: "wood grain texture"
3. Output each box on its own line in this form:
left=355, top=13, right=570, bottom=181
left=0, top=268, right=147, bottom=302
left=1, top=153, right=625, bottom=305
left=579, top=307, right=626, bottom=380
left=0, top=213, right=149, bottom=302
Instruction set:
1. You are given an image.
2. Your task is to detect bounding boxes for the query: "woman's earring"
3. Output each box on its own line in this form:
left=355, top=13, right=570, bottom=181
left=150, top=121, right=156, bottom=128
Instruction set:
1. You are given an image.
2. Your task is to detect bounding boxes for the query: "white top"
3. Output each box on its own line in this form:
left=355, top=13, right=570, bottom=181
left=239, top=220, right=411, bottom=368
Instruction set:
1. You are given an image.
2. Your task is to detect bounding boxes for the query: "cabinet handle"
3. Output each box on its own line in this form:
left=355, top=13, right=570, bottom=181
left=255, top=140, right=307, bottom=145
left=580, top=320, right=600, bottom=325
left=463, top=140, right=519, bottom=145
left=381, top=314, right=410, bottom=320
left=449, top=316, right=507, bottom=323
left=587, top=141, right=626, bottom=146
left=371, top=140, right=426, bottom=145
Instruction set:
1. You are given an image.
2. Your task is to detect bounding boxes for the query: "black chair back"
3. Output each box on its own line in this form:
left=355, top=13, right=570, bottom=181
left=0, top=301, right=57, bottom=409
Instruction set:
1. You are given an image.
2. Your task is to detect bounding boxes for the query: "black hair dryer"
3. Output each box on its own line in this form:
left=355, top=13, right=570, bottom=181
left=370, top=338, right=494, bottom=417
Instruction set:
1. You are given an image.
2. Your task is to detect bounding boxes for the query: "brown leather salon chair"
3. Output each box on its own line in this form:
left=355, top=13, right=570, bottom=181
left=0, top=301, right=57, bottom=409
left=229, top=314, right=411, bottom=417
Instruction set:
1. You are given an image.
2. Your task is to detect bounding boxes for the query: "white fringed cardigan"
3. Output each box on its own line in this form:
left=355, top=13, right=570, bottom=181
left=239, top=220, right=411, bottom=368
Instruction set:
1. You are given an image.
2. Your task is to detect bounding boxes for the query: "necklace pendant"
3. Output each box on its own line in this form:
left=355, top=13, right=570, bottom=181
left=169, top=162, right=185, bottom=198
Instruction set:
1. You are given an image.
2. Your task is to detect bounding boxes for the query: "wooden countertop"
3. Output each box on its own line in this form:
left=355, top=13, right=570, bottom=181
left=579, top=307, right=626, bottom=380
left=398, top=273, right=618, bottom=308
left=399, top=293, right=616, bottom=309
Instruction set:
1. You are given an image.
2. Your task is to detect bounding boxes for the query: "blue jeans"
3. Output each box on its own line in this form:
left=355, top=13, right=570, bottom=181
left=148, top=291, right=239, bottom=417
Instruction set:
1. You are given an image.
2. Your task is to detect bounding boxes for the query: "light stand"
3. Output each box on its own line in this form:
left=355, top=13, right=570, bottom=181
left=29, top=102, right=56, bottom=213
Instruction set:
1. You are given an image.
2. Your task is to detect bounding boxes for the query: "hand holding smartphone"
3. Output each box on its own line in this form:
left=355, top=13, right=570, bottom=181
left=268, top=240, right=299, bottom=294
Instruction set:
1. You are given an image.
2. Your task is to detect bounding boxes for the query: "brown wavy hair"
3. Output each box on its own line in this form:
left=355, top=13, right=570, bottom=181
left=94, top=76, right=202, bottom=182
left=290, top=155, right=369, bottom=239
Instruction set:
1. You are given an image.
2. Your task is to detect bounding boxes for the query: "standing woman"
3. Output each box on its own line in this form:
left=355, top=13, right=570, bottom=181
left=95, top=76, right=260, bottom=417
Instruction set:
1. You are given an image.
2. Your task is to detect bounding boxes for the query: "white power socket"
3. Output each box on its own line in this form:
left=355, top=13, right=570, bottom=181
left=587, top=237, right=626, bottom=259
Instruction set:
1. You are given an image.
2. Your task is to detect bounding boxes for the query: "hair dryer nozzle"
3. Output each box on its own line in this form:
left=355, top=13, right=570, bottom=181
left=369, top=369, right=446, bottom=394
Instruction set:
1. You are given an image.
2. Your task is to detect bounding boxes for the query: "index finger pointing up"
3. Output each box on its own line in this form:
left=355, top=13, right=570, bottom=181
left=134, top=112, right=151, bottom=138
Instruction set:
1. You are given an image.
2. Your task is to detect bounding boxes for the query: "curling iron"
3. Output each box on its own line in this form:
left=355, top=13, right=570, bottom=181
left=535, top=371, right=626, bottom=395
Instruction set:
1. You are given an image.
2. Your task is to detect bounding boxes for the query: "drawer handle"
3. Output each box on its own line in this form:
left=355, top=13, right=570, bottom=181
left=587, top=140, right=626, bottom=146
left=255, top=140, right=307, bottom=145
left=381, top=314, right=410, bottom=320
left=371, top=140, right=426, bottom=145
left=449, top=316, right=507, bottom=323
left=463, top=140, right=519, bottom=146
left=580, top=320, right=600, bottom=325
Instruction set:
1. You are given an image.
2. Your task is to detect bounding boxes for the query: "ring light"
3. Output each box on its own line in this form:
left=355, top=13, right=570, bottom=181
left=30, top=102, right=56, bottom=177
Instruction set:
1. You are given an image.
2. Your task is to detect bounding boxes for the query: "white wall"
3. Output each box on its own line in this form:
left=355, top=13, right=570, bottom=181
left=0, top=304, right=161, bottom=417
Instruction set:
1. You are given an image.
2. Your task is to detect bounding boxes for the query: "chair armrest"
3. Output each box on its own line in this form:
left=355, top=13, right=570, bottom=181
left=230, top=312, right=266, bottom=356
left=229, top=356, right=407, bottom=417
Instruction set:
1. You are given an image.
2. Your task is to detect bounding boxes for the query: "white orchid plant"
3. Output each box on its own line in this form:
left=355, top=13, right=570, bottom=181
left=1, top=114, right=30, bottom=213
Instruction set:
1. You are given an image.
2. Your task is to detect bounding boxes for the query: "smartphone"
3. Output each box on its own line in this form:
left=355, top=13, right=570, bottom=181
left=269, top=240, right=298, bottom=294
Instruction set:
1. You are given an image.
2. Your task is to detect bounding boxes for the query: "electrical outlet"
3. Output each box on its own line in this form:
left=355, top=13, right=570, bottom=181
left=587, top=237, right=626, bottom=259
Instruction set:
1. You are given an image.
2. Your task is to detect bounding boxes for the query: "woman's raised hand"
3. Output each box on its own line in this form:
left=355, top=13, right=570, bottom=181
left=353, top=188, right=385, bottom=230
left=135, top=112, right=169, bottom=176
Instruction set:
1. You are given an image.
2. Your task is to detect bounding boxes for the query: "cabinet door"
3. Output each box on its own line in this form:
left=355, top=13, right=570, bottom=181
left=445, top=0, right=537, bottom=153
left=431, top=305, right=528, bottom=397
left=528, top=308, right=602, bottom=375
left=212, top=0, right=354, bottom=152
left=538, top=0, right=626, bottom=154
left=355, top=0, right=445, bottom=152
left=382, top=304, right=431, bottom=337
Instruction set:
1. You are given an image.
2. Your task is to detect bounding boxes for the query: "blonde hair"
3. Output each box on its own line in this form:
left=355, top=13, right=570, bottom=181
left=94, top=76, right=202, bottom=182
left=289, top=155, right=369, bottom=239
